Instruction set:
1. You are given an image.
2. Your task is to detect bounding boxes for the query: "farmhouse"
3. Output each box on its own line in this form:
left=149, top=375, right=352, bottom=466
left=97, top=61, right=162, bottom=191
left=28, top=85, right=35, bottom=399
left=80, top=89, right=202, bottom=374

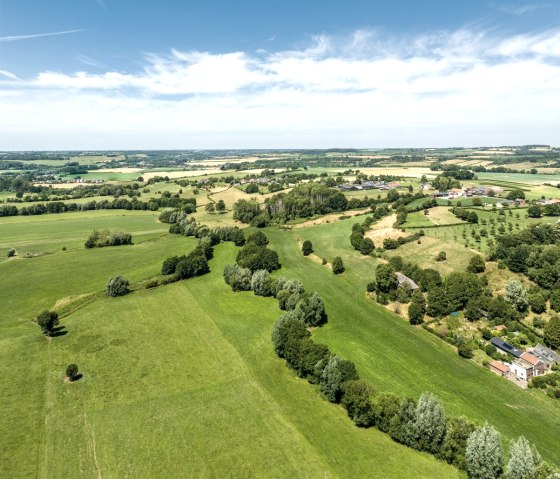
left=489, top=360, right=510, bottom=377
left=396, top=272, right=419, bottom=291
left=531, top=344, right=560, bottom=367
left=490, top=337, right=523, bottom=358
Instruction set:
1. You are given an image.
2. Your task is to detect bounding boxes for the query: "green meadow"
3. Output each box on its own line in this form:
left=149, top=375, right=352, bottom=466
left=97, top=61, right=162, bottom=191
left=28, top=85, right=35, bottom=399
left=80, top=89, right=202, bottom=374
left=270, top=222, right=560, bottom=466
left=0, top=213, right=460, bottom=478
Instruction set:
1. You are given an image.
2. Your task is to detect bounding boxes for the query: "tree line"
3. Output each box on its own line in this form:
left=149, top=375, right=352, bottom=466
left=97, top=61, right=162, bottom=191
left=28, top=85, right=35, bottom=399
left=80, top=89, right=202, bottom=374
left=222, top=238, right=559, bottom=478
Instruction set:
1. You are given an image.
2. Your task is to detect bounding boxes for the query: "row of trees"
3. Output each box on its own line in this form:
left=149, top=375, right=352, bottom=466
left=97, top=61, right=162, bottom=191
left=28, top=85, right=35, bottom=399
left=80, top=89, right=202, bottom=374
left=85, top=230, right=132, bottom=248
left=0, top=196, right=197, bottom=217
left=253, top=265, right=558, bottom=478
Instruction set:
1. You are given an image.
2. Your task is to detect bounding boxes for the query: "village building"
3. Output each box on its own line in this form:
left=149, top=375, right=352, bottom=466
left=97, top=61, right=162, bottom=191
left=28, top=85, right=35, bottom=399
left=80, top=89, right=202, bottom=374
left=490, top=337, right=523, bottom=358
left=530, top=344, right=560, bottom=367
left=489, top=360, right=510, bottom=377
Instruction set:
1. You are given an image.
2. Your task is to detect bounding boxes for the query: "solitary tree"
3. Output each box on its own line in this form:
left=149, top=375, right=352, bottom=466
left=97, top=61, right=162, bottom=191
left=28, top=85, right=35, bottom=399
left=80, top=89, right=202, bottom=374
left=65, top=363, right=79, bottom=382
left=216, top=200, right=226, bottom=212
left=332, top=256, right=345, bottom=275
left=466, top=424, right=503, bottom=479
left=302, top=240, right=313, bottom=256
left=506, top=436, right=535, bottom=479
left=504, top=280, right=528, bottom=312
left=37, top=310, right=59, bottom=336
left=106, top=275, right=130, bottom=297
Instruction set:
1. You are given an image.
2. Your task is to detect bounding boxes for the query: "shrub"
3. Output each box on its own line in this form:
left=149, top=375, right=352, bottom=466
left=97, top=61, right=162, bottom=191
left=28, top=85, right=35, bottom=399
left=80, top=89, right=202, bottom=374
left=383, top=238, right=399, bottom=250
left=65, top=364, right=79, bottom=381
left=366, top=281, right=376, bottom=293
left=106, top=275, right=130, bottom=297
left=161, top=256, right=180, bottom=275
left=436, top=251, right=447, bottom=261
left=7, top=248, right=16, bottom=257
left=302, top=240, right=313, bottom=256
left=332, top=256, right=345, bottom=274
left=458, top=343, right=475, bottom=359
left=467, top=255, right=486, bottom=273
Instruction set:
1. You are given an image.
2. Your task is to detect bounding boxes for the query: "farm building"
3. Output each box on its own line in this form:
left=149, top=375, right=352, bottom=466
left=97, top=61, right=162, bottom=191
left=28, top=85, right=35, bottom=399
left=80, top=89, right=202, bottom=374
left=489, top=360, right=510, bottom=377
left=531, top=344, right=560, bottom=367
left=337, top=184, right=360, bottom=191
left=490, top=337, right=523, bottom=358
left=396, top=272, right=419, bottom=291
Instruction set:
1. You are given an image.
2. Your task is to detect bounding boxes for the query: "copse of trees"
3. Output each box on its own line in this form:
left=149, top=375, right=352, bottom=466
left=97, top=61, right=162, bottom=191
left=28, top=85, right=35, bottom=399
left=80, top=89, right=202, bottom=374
left=452, top=207, right=479, bottom=224
left=85, top=230, right=132, bottom=248
left=350, top=222, right=375, bottom=255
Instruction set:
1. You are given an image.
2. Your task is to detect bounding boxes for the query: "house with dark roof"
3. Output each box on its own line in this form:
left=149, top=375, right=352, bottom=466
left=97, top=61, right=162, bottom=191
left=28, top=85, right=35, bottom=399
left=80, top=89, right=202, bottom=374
left=531, top=344, right=560, bottom=366
left=490, top=337, right=523, bottom=358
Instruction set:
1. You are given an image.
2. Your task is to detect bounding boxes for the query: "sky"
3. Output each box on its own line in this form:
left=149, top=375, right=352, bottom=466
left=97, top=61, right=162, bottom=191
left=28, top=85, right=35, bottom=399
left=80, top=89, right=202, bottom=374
left=0, top=0, right=559, bottom=150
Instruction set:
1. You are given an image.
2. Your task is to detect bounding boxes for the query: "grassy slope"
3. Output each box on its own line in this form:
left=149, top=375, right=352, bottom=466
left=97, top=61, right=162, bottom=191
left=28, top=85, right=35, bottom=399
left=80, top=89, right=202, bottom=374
left=267, top=222, right=560, bottom=466
left=0, top=217, right=459, bottom=478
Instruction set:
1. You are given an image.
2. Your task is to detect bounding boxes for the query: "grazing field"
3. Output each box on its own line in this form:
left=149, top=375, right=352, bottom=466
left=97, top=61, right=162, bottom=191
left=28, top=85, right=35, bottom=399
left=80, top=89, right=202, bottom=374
left=0, top=210, right=168, bottom=255
left=0, top=217, right=460, bottom=478
left=266, top=225, right=560, bottom=466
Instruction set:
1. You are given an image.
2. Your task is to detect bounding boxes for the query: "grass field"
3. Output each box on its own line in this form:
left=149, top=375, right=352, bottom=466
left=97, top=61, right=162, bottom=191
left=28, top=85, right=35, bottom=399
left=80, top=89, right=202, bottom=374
left=267, top=223, right=560, bottom=466
left=0, top=216, right=460, bottom=478
left=0, top=210, right=168, bottom=256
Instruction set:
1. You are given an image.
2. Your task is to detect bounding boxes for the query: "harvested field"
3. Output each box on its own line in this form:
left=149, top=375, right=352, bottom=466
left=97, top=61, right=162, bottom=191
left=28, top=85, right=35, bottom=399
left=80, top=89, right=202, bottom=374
left=365, top=214, right=409, bottom=247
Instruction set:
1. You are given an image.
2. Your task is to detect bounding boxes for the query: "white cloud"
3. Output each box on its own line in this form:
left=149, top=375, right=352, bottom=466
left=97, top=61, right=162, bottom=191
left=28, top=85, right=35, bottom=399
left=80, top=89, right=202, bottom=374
left=0, top=28, right=559, bottom=149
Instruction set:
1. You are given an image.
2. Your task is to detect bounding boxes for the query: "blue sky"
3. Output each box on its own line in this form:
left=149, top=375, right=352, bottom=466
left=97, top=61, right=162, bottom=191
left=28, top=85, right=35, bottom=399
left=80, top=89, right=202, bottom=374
left=0, top=0, right=559, bottom=149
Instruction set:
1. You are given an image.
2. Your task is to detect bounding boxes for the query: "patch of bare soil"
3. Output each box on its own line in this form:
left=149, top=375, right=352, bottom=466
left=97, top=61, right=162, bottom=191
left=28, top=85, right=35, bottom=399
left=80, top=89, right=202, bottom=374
left=364, top=214, right=409, bottom=247
left=292, top=209, right=369, bottom=229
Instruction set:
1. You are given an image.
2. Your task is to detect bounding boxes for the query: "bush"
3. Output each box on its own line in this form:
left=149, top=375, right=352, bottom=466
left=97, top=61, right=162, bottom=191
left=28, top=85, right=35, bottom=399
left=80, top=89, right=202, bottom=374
left=161, top=256, right=180, bottom=275
left=302, top=240, right=313, bottom=256
left=436, top=251, right=447, bottom=261
left=65, top=364, right=79, bottom=381
left=7, top=248, right=16, bottom=257
left=383, top=238, right=399, bottom=250
left=106, top=275, right=130, bottom=297
left=332, top=256, right=345, bottom=274
left=458, top=343, right=474, bottom=359
left=467, top=255, right=485, bottom=273
left=85, top=230, right=132, bottom=248
left=366, top=281, right=376, bottom=293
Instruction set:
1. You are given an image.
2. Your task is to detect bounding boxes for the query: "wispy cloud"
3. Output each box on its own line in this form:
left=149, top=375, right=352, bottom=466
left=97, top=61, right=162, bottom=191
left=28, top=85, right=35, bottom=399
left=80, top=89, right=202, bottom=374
left=75, top=54, right=106, bottom=69
left=0, top=70, right=19, bottom=80
left=0, top=28, right=559, bottom=149
left=496, top=2, right=554, bottom=15
left=0, top=29, right=86, bottom=42
left=94, top=0, right=107, bottom=10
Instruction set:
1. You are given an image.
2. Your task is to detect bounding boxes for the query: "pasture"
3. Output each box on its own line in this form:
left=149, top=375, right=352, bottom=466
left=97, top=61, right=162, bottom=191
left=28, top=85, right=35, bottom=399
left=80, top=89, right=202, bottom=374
left=0, top=215, right=460, bottom=478
left=266, top=225, right=560, bottom=466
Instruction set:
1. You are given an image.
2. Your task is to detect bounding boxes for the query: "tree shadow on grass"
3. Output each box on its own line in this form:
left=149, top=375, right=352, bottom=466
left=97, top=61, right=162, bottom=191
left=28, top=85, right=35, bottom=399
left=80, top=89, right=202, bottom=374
left=50, top=326, right=68, bottom=337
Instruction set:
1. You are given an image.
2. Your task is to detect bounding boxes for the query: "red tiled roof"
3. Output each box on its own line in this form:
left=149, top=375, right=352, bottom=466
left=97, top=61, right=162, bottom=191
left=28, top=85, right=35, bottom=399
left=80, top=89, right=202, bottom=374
left=490, top=360, right=510, bottom=373
left=521, top=352, right=539, bottom=365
